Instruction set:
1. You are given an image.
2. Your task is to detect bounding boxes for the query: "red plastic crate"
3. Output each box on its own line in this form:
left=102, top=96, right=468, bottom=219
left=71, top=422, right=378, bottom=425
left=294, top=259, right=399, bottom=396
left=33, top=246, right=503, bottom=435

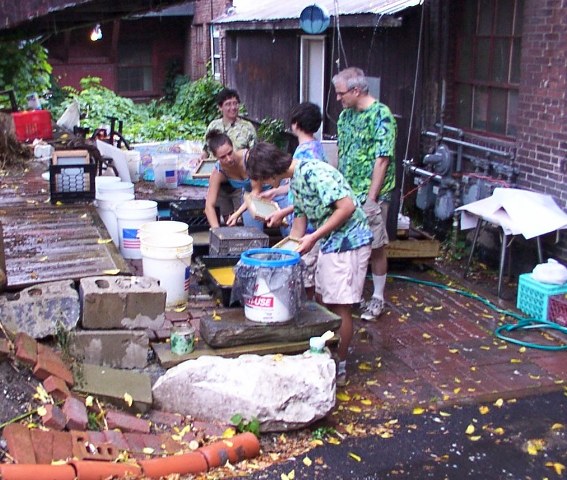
left=12, top=110, right=53, bottom=142
left=548, top=294, right=567, bottom=327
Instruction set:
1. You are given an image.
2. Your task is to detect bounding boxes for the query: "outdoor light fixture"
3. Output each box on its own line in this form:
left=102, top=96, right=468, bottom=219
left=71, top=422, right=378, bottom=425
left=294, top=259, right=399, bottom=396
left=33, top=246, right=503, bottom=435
left=90, top=24, right=102, bottom=41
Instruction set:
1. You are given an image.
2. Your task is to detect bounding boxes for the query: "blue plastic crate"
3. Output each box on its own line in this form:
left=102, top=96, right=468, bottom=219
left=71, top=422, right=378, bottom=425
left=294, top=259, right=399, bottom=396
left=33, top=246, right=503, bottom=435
left=516, top=273, right=567, bottom=321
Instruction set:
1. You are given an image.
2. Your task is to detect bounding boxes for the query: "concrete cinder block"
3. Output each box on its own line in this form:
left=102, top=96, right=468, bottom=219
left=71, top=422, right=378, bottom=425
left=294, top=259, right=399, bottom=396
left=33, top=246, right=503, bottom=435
left=70, top=330, right=149, bottom=369
left=80, top=276, right=166, bottom=330
left=0, top=280, right=80, bottom=339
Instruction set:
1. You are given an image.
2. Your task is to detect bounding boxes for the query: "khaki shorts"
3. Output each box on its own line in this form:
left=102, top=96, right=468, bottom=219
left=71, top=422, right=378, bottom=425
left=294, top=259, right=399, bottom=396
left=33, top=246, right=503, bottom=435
left=216, top=184, right=243, bottom=219
left=315, top=245, right=371, bottom=305
left=363, top=200, right=389, bottom=249
left=301, top=241, right=320, bottom=289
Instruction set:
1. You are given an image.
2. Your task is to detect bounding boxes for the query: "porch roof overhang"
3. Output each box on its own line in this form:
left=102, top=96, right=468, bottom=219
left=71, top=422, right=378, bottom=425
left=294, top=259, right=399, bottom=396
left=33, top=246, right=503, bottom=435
left=0, top=0, right=193, bottom=40
left=213, top=0, right=423, bottom=30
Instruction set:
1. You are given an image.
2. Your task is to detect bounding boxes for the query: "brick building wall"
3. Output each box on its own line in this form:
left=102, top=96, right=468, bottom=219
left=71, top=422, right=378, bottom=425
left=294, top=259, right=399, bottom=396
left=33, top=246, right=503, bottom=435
left=191, top=0, right=229, bottom=80
left=515, top=0, right=567, bottom=260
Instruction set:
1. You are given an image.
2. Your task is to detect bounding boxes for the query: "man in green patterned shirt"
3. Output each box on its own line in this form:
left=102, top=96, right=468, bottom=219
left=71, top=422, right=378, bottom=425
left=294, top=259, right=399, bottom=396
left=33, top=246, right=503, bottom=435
left=202, top=88, right=257, bottom=223
left=332, top=67, right=397, bottom=321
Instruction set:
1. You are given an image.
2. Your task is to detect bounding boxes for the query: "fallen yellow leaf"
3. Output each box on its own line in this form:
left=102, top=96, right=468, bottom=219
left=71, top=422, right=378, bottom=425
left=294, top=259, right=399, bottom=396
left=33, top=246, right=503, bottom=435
left=465, top=424, right=475, bottom=435
left=142, top=447, right=154, bottom=454
left=327, top=437, right=341, bottom=445
left=336, top=392, right=351, bottom=402
left=37, top=406, right=47, bottom=417
left=439, top=411, right=451, bottom=417
left=361, top=399, right=372, bottom=406
left=348, top=406, right=362, bottom=413
left=494, top=398, right=504, bottom=408
left=545, top=462, right=565, bottom=475
left=222, top=427, right=236, bottom=438
left=303, top=456, right=312, bottom=467
left=85, top=396, right=94, bottom=407
left=310, top=439, right=324, bottom=446
left=551, top=423, right=564, bottom=431
left=103, top=269, right=120, bottom=275
left=412, top=407, right=425, bottom=415
left=479, top=406, right=489, bottom=415
left=348, top=452, right=362, bottom=462
left=469, top=435, right=482, bottom=441
left=123, top=393, right=133, bottom=407
left=422, top=333, right=432, bottom=339
left=97, top=238, right=113, bottom=244
left=493, top=427, right=505, bottom=435
left=424, top=307, right=433, bottom=313
left=358, top=362, right=372, bottom=371
left=510, top=358, right=522, bottom=363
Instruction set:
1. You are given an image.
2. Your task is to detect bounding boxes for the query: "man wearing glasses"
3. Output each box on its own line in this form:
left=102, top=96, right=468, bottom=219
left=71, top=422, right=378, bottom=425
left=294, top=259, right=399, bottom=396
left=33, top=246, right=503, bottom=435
left=332, top=67, right=397, bottom=321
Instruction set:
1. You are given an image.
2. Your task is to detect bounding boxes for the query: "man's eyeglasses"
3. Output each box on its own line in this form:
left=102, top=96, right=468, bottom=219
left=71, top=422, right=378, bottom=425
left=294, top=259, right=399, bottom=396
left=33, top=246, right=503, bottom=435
left=335, top=87, right=355, bottom=97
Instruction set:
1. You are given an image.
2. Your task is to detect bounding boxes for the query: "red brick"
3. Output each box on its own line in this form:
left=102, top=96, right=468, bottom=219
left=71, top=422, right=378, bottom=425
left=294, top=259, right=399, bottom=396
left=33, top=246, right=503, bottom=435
left=106, top=410, right=150, bottom=433
left=42, top=404, right=67, bottom=431
left=62, top=397, right=88, bottom=430
left=30, top=429, right=53, bottom=464
left=103, top=430, right=130, bottom=451
left=192, top=420, right=230, bottom=439
left=148, top=410, right=184, bottom=428
left=159, top=433, right=184, bottom=455
left=51, top=431, right=73, bottom=462
left=165, top=311, right=190, bottom=323
left=123, top=432, right=146, bottom=459
left=43, top=375, right=71, bottom=401
left=2, top=423, right=37, bottom=464
left=33, top=351, right=74, bottom=387
left=14, top=332, right=38, bottom=367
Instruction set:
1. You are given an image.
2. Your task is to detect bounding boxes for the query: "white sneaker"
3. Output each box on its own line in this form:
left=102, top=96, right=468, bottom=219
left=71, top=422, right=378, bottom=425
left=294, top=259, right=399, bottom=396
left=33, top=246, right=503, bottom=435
left=360, top=297, right=384, bottom=322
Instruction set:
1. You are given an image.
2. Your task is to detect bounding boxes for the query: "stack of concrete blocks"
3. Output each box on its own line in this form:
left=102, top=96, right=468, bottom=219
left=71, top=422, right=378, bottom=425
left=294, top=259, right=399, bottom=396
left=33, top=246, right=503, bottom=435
left=71, top=276, right=167, bottom=369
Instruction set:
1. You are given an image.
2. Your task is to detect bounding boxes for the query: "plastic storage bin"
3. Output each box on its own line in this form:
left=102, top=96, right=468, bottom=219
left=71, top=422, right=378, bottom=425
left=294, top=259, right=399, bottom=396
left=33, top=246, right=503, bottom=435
left=12, top=110, right=53, bottom=142
left=209, top=226, right=269, bottom=256
left=170, top=199, right=212, bottom=233
left=516, top=273, right=567, bottom=321
left=548, top=294, right=567, bottom=326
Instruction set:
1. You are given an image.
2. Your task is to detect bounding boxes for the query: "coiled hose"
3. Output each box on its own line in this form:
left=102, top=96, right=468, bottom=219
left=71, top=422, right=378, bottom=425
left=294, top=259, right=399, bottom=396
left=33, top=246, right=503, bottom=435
left=389, top=274, right=567, bottom=351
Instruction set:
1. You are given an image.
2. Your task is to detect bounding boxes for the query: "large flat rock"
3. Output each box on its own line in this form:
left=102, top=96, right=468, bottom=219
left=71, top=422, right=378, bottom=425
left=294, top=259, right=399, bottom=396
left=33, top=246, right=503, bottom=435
left=199, top=301, right=341, bottom=348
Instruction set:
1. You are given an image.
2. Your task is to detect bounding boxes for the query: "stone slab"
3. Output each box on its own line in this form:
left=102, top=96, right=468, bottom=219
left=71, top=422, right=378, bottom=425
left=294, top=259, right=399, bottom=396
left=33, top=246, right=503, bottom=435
left=70, top=330, right=149, bottom=369
left=0, top=280, right=80, bottom=338
left=199, top=301, right=341, bottom=348
left=74, top=364, right=152, bottom=413
left=154, top=339, right=302, bottom=369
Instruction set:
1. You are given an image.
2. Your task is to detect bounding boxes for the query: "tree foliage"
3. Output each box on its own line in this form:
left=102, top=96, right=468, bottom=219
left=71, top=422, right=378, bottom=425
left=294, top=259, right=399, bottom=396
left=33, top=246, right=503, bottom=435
left=0, top=40, right=52, bottom=110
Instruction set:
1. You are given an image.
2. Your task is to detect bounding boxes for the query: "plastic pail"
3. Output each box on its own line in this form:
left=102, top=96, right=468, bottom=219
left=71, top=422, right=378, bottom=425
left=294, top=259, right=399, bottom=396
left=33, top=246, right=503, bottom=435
left=95, top=176, right=121, bottom=194
left=139, top=221, right=189, bottom=242
left=97, top=181, right=135, bottom=197
left=125, top=150, right=141, bottom=183
left=153, top=154, right=178, bottom=189
left=115, top=200, right=158, bottom=259
left=240, top=248, right=301, bottom=323
left=140, top=233, right=193, bottom=307
left=95, top=192, right=135, bottom=247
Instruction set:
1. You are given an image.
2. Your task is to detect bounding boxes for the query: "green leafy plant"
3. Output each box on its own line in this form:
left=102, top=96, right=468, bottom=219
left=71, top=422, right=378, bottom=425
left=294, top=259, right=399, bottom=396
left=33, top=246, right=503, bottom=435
left=0, top=40, right=52, bottom=110
left=257, top=117, right=287, bottom=149
left=230, top=413, right=261, bottom=438
left=311, top=425, right=336, bottom=440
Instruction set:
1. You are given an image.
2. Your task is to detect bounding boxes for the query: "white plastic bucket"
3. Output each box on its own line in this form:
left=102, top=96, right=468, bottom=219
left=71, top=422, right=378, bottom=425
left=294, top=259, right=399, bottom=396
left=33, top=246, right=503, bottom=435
left=153, top=154, right=178, bottom=189
left=125, top=150, right=141, bottom=183
left=95, top=176, right=121, bottom=194
left=240, top=248, right=301, bottom=324
left=97, top=181, right=135, bottom=197
left=115, top=200, right=158, bottom=259
left=141, top=233, right=193, bottom=307
left=139, top=221, right=189, bottom=242
left=95, top=192, right=135, bottom=247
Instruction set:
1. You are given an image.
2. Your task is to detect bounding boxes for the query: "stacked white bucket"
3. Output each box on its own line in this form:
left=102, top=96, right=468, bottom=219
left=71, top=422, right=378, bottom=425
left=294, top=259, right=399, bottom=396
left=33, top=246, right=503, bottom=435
left=139, top=221, right=193, bottom=307
left=95, top=178, right=135, bottom=248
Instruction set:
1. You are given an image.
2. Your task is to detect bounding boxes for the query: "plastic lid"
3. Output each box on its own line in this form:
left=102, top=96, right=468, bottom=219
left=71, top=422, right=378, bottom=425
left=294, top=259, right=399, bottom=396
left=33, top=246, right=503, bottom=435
left=240, top=248, right=300, bottom=267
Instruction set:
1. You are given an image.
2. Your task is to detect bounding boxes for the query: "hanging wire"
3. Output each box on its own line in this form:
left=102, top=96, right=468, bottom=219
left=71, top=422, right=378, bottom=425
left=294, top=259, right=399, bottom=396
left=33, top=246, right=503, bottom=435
left=366, top=13, right=385, bottom=71
left=399, top=2, right=426, bottom=215
left=334, top=0, right=348, bottom=69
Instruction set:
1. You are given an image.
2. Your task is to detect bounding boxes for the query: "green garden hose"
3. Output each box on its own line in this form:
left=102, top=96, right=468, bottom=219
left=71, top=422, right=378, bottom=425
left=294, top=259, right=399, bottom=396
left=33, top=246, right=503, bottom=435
left=388, top=274, right=567, bottom=351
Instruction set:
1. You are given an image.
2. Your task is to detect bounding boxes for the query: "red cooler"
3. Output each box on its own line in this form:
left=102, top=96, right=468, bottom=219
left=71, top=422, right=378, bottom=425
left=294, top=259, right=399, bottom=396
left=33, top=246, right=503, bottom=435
left=12, top=110, right=53, bottom=142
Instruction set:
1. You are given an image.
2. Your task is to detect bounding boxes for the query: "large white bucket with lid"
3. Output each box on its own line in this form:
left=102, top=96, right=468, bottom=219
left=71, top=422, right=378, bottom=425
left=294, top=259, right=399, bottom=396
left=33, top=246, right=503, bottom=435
left=97, top=181, right=135, bottom=197
left=95, top=191, right=135, bottom=247
left=240, top=248, right=301, bottom=323
left=95, top=175, right=121, bottom=195
left=140, top=232, right=193, bottom=307
left=139, top=221, right=189, bottom=242
left=115, top=200, right=158, bottom=259
left=153, top=154, right=178, bottom=189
